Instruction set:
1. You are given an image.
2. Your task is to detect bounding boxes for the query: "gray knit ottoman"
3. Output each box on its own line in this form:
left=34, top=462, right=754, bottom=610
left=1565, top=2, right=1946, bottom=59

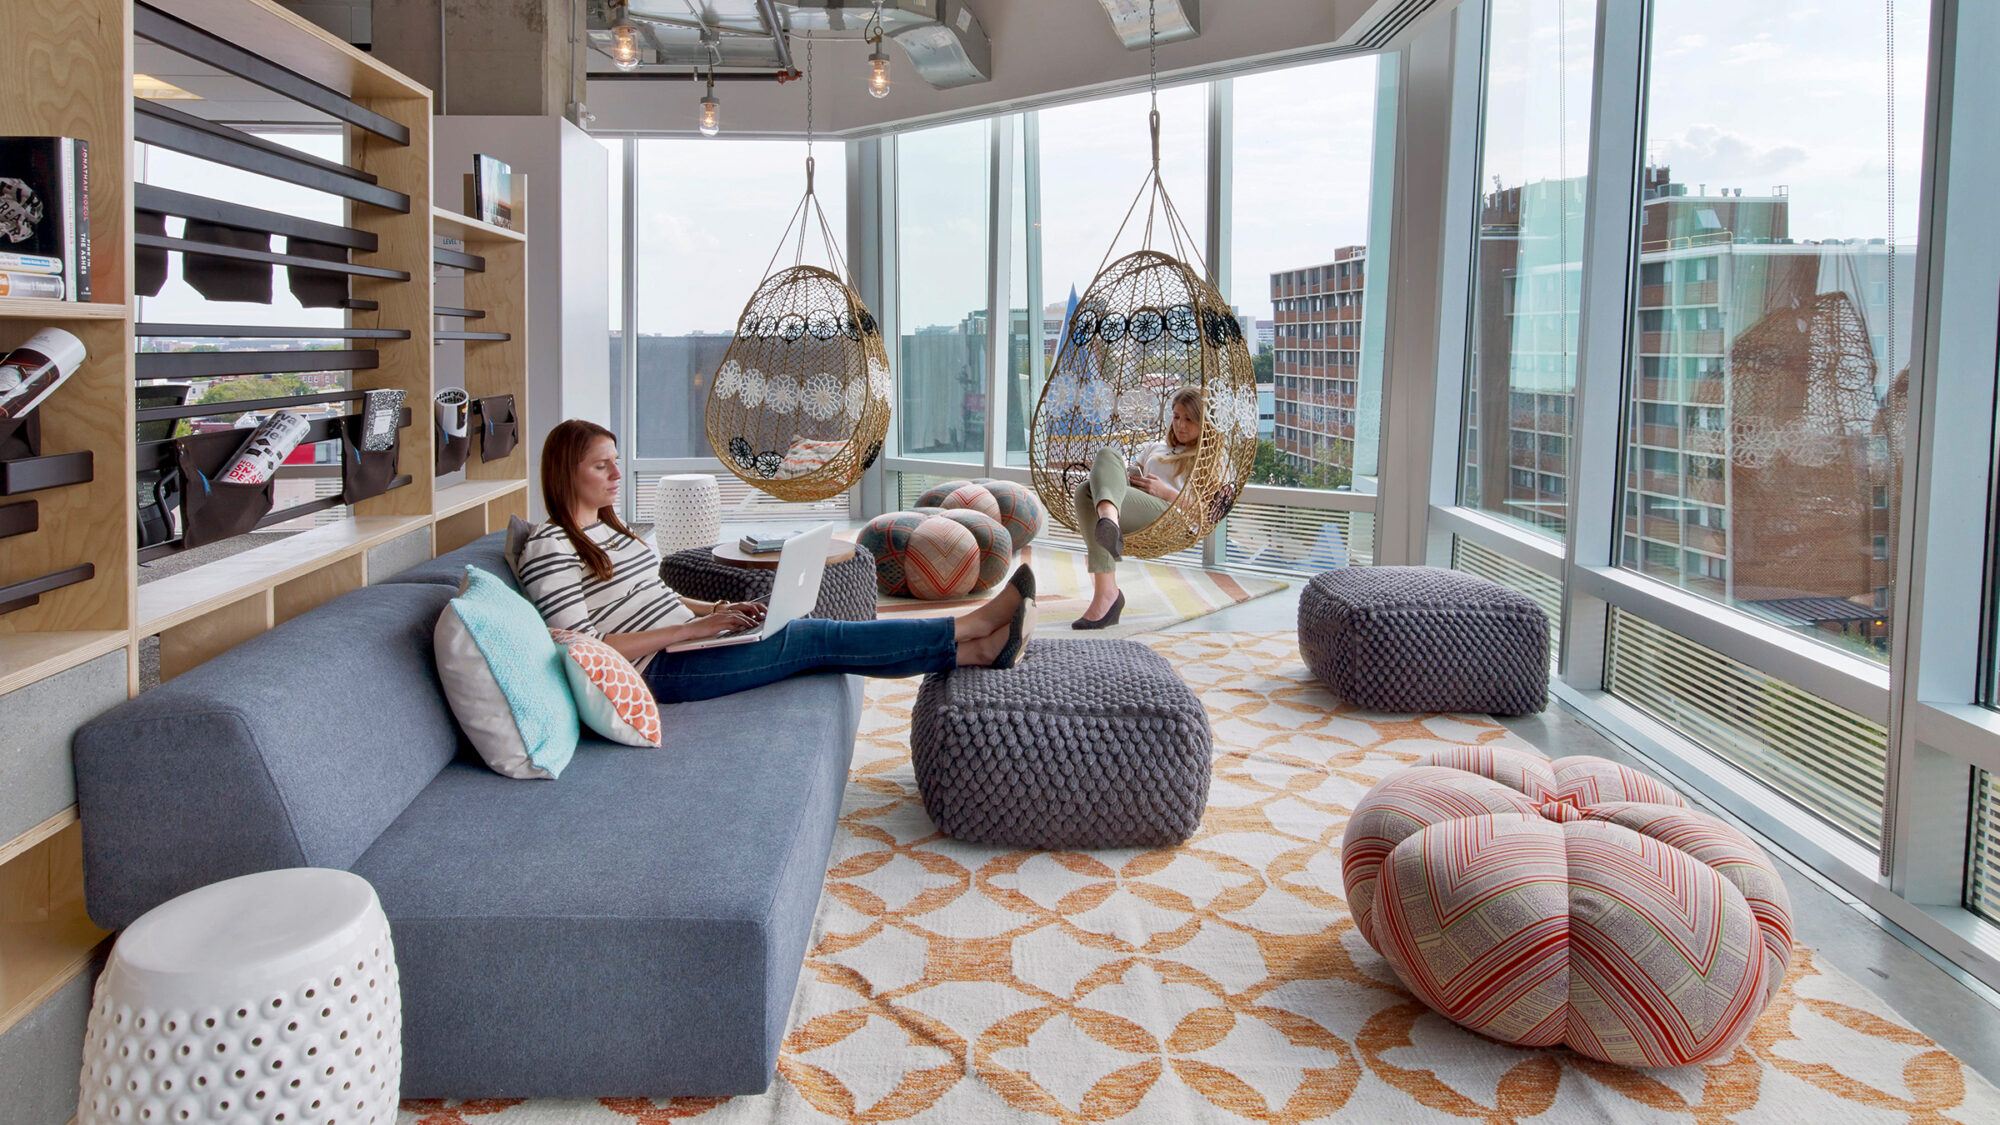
left=1299, top=566, right=1548, bottom=715
left=658, top=544, right=878, bottom=622
left=911, top=638, right=1213, bottom=849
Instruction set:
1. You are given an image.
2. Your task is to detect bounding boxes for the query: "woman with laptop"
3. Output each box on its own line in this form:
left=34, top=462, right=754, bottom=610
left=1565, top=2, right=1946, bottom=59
left=514, top=419, right=1036, bottom=704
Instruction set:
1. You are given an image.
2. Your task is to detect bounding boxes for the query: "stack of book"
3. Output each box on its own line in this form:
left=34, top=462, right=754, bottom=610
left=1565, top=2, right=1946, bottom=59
left=738, top=531, right=798, bottom=555
left=0, top=137, right=91, bottom=302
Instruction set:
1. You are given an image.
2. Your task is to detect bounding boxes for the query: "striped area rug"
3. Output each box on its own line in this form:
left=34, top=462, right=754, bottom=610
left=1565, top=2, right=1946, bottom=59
left=872, top=545, right=1288, bottom=636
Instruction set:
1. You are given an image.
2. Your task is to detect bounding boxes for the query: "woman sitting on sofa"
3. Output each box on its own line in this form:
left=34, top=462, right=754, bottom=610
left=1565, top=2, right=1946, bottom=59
left=516, top=419, right=1036, bottom=703
left=1070, top=385, right=1208, bottom=629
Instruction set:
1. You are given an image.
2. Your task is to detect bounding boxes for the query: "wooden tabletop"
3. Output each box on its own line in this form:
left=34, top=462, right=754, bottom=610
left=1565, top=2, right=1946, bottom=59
left=711, top=537, right=858, bottom=570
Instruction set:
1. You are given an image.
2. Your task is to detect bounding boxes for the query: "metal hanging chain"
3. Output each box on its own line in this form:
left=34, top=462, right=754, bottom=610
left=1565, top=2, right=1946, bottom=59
left=760, top=29, right=855, bottom=287
left=1090, top=0, right=1208, bottom=282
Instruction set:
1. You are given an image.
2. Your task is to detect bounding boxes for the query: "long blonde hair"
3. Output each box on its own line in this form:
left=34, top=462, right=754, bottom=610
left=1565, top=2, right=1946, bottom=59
left=1154, top=386, right=1208, bottom=471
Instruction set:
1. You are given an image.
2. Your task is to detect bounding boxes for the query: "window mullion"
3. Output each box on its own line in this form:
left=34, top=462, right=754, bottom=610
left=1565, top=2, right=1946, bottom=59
left=985, top=118, right=1011, bottom=477
left=1558, top=0, right=1650, bottom=691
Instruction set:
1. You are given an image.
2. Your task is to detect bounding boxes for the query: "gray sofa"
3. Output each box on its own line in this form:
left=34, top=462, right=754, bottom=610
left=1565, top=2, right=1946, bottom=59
left=73, top=532, right=864, bottom=1097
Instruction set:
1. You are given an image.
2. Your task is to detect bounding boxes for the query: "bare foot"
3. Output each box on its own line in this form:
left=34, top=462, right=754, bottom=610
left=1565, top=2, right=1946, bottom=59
left=956, top=627, right=1008, bottom=667
left=957, top=583, right=1023, bottom=638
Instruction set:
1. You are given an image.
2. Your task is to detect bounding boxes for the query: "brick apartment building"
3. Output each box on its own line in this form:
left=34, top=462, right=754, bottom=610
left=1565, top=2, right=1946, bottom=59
left=1464, top=167, right=1908, bottom=651
left=1270, top=246, right=1367, bottom=475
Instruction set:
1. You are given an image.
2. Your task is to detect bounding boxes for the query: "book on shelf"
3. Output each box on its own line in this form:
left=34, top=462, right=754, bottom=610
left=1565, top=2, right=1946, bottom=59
left=0, top=136, right=89, bottom=301
left=739, top=531, right=800, bottom=555
left=472, top=154, right=513, bottom=229
left=0, top=271, right=65, bottom=300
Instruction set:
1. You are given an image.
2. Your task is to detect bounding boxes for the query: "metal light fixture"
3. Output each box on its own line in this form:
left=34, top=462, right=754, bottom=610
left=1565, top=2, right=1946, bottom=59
left=864, top=2, right=891, bottom=99
left=698, top=71, right=720, bottom=135
left=609, top=3, right=643, bottom=72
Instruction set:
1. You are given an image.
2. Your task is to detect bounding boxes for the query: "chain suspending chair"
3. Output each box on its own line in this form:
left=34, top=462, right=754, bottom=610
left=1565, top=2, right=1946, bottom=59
left=704, top=38, right=890, bottom=502
left=1025, top=6, right=1256, bottom=558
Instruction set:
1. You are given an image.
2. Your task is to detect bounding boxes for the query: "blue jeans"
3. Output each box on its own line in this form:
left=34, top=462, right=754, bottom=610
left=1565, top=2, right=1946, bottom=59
left=643, top=616, right=958, bottom=704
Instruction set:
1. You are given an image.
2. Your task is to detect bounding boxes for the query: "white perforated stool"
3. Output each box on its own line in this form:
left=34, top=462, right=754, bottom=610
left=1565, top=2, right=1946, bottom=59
left=79, top=868, right=401, bottom=1125
left=651, top=473, right=723, bottom=554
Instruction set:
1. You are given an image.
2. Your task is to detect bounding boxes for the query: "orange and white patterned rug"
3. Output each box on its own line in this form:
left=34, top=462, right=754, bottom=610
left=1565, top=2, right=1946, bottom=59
left=400, top=633, right=2000, bottom=1124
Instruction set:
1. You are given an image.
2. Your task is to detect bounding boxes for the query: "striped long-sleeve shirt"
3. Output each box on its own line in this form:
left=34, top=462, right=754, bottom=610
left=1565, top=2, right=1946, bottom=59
left=513, top=521, right=694, bottom=672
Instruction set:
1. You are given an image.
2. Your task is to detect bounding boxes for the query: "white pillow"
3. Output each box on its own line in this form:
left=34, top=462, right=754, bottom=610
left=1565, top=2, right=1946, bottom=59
left=433, top=566, right=579, bottom=779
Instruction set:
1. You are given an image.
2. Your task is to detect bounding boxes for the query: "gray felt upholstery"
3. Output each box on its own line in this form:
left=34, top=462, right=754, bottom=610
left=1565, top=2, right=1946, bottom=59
left=1298, top=566, right=1549, bottom=716
left=377, top=528, right=520, bottom=593
left=72, top=576, right=868, bottom=1098
left=659, top=544, right=879, bottom=623
left=911, top=638, right=1212, bottom=849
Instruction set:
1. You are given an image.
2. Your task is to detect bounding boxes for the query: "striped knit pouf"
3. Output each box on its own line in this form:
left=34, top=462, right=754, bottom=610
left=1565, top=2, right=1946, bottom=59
left=1341, top=745, right=1793, bottom=1067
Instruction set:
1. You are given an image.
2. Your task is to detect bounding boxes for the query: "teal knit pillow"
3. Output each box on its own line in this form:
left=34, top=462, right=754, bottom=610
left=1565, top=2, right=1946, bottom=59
left=434, top=565, right=580, bottom=778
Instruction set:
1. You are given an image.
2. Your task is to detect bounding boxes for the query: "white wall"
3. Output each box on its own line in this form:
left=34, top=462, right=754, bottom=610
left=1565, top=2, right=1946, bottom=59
left=584, top=0, right=1449, bottom=138
left=432, top=115, right=612, bottom=518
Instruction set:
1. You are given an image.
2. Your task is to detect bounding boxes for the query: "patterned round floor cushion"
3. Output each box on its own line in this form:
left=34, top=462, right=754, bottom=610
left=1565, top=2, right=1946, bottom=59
left=550, top=629, right=661, bottom=748
left=1341, top=745, right=1793, bottom=1067
left=902, top=516, right=983, bottom=600
left=971, top=477, right=1044, bottom=551
left=931, top=509, right=1012, bottom=594
left=914, top=478, right=1044, bottom=552
left=857, top=510, right=933, bottom=597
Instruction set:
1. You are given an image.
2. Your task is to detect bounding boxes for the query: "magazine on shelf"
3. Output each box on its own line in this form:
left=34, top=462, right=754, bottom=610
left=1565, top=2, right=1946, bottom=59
left=472, top=154, right=513, bottom=229
left=0, top=271, right=65, bottom=299
left=0, top=136, right=88, bottom=300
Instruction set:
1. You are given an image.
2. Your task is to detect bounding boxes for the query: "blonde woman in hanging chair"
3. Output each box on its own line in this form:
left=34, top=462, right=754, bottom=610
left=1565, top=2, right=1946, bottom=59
left=1072, top=385, right=1207, bottom=628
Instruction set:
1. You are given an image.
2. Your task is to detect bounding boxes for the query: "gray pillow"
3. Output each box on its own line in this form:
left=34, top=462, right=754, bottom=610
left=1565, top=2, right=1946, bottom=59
left=506, top=515, right=537, bottom=578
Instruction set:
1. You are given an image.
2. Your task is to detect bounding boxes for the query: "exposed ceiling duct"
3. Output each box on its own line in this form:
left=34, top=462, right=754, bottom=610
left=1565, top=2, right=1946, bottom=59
left=585, top=1, right=991, bottom=90
left=1095, top=0, right=1199, bottom=50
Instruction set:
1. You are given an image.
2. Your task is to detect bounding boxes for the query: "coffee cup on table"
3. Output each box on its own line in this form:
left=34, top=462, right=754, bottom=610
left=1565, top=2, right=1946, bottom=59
left=435, top=387, right=470, bottom=437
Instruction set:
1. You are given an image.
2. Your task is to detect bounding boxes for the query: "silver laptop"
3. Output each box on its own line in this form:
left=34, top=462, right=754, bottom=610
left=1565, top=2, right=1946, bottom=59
left=664, top=523, right=835, bottom=652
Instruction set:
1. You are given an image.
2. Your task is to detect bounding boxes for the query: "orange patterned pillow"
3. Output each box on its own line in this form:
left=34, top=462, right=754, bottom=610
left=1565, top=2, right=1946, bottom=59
left=549, top=629, right=661, bottom=748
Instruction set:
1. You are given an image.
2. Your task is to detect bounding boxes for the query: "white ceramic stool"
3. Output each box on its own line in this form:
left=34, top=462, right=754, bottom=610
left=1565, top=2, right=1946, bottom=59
left=652, top=473, right=723, bottom=553
left=79, top=869, right=401, bottom=1125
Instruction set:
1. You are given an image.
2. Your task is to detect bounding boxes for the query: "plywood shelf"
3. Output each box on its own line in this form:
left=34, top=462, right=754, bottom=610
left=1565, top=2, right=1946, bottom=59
left=138, top=515, right=430, bottom=635
left=0, top=822, right=110, bottom=1039
left=0, top=299, right=131, bottom=321
left=434, top=477, right=526, bottom=520
left=433, top=206, right=526, bottom=244
left=0, top=631, right=129, bottom=698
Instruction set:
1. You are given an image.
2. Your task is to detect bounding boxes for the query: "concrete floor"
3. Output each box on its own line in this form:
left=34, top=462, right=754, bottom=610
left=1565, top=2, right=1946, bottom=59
left=1169, top=576, right=2000, bottom=1086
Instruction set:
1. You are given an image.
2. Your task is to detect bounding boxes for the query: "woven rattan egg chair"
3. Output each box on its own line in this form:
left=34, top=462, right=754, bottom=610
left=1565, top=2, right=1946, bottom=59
left=704, top=43, right=889, bottom=502
left=1025, top=20, right=1256, bottom=557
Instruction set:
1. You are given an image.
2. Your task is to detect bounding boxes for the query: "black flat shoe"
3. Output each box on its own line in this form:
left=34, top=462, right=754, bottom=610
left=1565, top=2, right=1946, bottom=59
left=1071, top=590, right=1125, bottom=630
left=1094, top=516, right=1124, bottom=562
left=992, top=590, right=1037, bottom=669
left=1007, top=564, right=1037, bottom=603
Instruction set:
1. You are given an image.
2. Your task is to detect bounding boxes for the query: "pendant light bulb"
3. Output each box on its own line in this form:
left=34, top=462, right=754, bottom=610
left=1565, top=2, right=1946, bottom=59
left=610, top=23, right=641, bottom=71
left=867, top=46, right=891, bottom=99
left=698, top=75, right=721, bottom=136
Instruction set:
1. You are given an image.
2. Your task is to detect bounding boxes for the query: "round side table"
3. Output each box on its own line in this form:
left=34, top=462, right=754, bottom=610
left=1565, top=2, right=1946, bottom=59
left=710, top=537, right=858, bottom=571
left=651, top=474, right=723, bottom=555
left=80, top=868, right=401, bottom=1125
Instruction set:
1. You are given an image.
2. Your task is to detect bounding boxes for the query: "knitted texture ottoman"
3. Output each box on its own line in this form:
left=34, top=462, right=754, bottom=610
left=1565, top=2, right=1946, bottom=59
left=657, top=544, right=878, bottom=622
left=1342, top=745, right=1793, bottom=1067
left=1299, top=566, right=1548, bottom=714
left=912, top=638, right=1212, bottom=848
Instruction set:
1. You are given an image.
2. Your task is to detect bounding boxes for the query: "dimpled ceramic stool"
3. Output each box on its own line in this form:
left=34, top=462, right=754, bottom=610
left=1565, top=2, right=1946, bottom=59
left=79, top=868, right=401, bottom=1125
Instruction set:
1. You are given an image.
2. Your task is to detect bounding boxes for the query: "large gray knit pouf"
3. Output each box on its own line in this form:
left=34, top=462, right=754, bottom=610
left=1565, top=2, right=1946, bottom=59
left=658, top=544, right=878, bottom=622
left=911, top=638, right=1213, bottom=849
left=1299, top=566, right=1548, bottom=715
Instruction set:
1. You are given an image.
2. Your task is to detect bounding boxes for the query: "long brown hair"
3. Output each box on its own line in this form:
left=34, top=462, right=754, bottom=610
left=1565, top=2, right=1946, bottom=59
left=541, top=419, right=641, bottom=581
left=1154, top=386, right=1209, bottom=471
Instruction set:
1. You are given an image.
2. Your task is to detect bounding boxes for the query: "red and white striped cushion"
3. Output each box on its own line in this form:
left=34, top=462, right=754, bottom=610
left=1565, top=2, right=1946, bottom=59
left=1341, top=745, right=1792, bottom=1067
left=550, top=629, right=661, bottom=748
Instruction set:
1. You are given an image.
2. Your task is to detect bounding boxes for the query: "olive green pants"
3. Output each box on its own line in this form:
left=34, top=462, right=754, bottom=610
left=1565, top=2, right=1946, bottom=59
left=1071, top=447, right=1170, bottom=574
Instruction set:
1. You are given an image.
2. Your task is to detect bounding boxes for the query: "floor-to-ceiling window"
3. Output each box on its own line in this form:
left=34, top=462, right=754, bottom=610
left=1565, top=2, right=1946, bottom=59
left=1457, top=0, right=1595, bottom=542
left=894, top=121, right=990, bottom=463
left=623, top=138, right=846, bottom=518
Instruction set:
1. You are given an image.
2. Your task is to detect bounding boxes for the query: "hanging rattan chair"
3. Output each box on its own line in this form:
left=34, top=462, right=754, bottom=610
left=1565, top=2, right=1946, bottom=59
left=705, top=40, right=889, bottom=502
left=1026, top=111, right=1257, bottom=558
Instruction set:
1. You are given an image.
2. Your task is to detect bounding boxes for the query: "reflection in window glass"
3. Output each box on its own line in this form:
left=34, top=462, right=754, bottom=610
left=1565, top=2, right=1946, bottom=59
left=896, top=121, right=989, bottom=461
left=1004, top=120, right=1037, bottom=463
left=630, top=140, right=844, bottom=459
left=1232, top=58, right=1380, bottom=490
left=1619, top=0, right=1927, bottom=663
left=1459, top=0, right=1594, bottom=539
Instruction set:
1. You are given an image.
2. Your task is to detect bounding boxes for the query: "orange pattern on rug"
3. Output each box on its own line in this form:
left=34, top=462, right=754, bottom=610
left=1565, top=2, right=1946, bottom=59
left=401, top=633, right=2000, bottom=1124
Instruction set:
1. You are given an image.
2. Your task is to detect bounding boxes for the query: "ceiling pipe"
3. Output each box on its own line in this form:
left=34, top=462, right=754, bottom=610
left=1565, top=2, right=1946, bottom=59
left=754, top=0, right=795, bottom=73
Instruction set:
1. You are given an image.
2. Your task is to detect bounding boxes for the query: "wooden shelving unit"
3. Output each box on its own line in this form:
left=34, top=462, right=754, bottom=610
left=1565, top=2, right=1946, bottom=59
left=0, top=0, right=531, bottom=1079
